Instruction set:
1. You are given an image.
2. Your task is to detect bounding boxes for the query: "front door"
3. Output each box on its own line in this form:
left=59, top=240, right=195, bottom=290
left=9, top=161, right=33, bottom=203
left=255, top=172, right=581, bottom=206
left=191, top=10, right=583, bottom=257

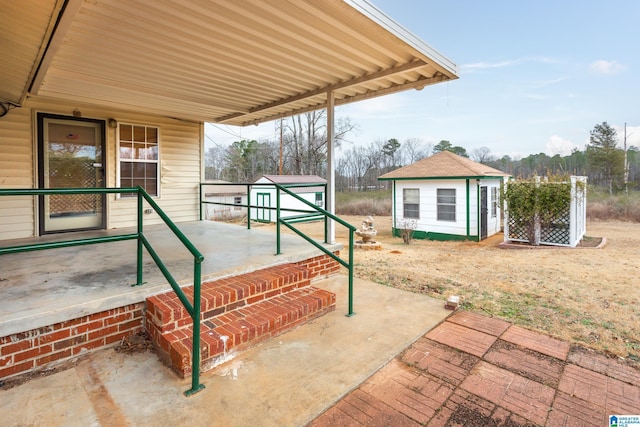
left=480, top=186, right=488, bottom=240
left=37, top=113, right=106, bottom=234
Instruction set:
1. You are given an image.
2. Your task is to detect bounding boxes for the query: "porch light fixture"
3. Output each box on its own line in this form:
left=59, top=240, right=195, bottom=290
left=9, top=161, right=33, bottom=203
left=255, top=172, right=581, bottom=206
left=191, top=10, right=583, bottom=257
left=108, top=118, right=118, bottom=128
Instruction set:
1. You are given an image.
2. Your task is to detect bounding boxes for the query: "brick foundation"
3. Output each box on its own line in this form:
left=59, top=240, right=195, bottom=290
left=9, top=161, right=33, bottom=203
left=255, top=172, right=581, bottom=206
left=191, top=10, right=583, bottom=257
left=0, top=253, right=342, bottom=381
left=0, top=304, right=144, bottom=380
left=294, top=251, right=342, bottom=279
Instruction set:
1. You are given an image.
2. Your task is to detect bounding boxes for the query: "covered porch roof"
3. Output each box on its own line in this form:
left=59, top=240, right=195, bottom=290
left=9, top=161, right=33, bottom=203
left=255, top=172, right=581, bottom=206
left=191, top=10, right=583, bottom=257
left=2, top=0, right=458, bottom=125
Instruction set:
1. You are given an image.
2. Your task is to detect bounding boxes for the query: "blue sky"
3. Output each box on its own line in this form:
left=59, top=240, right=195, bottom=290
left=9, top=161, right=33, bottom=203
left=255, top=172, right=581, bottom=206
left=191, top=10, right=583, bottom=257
left=205, top=0, right=640, bottom=159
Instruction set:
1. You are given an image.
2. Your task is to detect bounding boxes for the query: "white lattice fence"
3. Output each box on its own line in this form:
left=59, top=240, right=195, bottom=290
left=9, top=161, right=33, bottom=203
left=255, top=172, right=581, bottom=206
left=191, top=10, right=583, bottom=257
left=504, top=176, right=587, bottom=247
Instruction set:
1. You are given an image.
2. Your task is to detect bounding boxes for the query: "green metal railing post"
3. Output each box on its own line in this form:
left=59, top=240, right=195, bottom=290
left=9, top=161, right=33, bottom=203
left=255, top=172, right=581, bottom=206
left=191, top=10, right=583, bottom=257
left=246, top=184, right=251, bottom=230
left=275, top=186, right=281, bottom=255
left=199, top=183, right=203, bottom=221
left=185, top=259, right=205, bottom=396
left=135, top=189, right=144, bottom=286
left=347, top=228, right=355, bottom=316
left=324, top=183, right=328, bottom=244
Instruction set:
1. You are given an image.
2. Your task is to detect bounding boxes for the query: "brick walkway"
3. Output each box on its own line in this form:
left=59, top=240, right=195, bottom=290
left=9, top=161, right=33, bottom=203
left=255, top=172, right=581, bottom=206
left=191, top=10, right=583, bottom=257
left=310, top=311, right=640, bottom=426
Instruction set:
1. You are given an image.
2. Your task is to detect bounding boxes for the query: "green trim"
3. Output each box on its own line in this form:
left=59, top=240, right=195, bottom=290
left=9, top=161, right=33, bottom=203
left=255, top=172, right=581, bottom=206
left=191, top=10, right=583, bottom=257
left=392, top=181, right=397, bottom=230
left=379, top=175, right=500, bottom=182
left=465, top=179, right=470, bottom=239
left=477, top=184, right=481, bottom=242
left=392, top=228, right=477, bottom=241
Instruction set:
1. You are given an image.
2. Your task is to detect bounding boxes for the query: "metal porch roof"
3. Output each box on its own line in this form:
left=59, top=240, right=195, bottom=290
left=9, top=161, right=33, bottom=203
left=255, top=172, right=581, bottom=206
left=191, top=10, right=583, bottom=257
left=1, top=0, right=458, bottom=125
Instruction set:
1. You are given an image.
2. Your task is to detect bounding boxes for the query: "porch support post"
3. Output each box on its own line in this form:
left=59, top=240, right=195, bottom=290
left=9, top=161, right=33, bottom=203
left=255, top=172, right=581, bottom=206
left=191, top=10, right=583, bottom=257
left=325, top=90, right=336, bottom=243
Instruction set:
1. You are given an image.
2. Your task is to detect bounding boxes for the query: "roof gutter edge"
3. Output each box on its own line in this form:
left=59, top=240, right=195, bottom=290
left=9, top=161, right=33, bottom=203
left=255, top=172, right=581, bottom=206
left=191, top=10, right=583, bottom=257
left=344, top=0, right=459, bottom=77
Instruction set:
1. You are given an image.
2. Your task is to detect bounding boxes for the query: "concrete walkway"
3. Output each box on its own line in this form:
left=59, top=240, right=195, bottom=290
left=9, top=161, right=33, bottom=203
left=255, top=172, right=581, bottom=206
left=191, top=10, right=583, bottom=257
left=0, top=276, right=449, bottom=427
left=4, top=276, right=639, bottom=426
left=311, top=310, right=640, bottom=426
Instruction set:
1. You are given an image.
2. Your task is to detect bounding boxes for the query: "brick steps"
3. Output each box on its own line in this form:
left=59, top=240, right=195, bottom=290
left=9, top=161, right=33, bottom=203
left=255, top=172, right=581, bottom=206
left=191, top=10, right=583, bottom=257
left=146, top=264, right=336, bottom=378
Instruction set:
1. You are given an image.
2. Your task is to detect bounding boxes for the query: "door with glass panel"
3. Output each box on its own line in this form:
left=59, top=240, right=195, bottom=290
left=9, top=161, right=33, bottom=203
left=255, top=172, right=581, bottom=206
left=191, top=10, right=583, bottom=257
left=38, top=114, right=106, bottom=234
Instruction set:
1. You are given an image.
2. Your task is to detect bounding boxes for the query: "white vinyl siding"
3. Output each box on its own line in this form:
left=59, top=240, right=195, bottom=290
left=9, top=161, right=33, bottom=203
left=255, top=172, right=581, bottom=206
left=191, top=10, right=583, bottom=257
left=109, top=119, right=201, bottom=228
left=0, top=97, right=203, bottom=240
left=393, top=179, right=505, bottom=240
left=0, top=106, right=35, bottom=239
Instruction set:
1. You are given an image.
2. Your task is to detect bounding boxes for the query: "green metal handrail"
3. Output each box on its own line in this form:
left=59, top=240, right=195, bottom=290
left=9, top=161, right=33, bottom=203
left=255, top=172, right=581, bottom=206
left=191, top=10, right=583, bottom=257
left=198, top=181, right=356, bottom=316
left=274, top=184, right=356, bottom=316
left=0, top=187, right=205, bottom=396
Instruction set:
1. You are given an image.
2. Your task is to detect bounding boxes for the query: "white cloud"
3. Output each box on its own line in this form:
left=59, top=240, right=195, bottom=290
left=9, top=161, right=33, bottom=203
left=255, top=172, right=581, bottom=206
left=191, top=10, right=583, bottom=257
left=462, top=56, right=559, bottom=73
left=345, top=94, right=406, bottom=117
left=463, top=59, right=524, bottom=71
left=613, top=124, right=640, bottom=148
left=545, top=135, right=578, bottom=156
left=589, top=60, right=626, bottom=75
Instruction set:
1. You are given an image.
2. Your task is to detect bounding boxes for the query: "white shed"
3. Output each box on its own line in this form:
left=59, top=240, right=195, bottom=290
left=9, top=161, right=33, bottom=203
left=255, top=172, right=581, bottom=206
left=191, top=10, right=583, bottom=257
left=251, top=175, right=326, bottom=223
left=202, top=181, right=248, bottom=221
left=378, top=151, right=511, bottom=241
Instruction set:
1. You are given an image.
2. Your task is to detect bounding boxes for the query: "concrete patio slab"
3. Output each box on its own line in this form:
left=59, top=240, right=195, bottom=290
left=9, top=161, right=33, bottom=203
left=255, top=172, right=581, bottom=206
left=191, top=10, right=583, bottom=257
left=0, top=275, right=450, bottom=427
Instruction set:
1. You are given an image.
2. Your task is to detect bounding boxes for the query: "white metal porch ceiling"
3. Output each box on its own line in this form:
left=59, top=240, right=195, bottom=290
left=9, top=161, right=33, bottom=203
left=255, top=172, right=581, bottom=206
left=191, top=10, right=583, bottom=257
left=2, top=0, right=458, bottom=126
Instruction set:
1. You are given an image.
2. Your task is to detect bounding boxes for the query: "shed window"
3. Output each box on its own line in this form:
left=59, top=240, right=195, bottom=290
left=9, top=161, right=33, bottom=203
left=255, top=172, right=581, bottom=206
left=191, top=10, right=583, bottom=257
left=491, top=187, right=497, bottom=217
left=403, top=188, right=419, bottom=219
left=437, top=189, right=456, bottom=221
left=315, top=192, right=323, bottom=207
left=118, top=124, right=159, bottom=197
left=234, top=196, right=242, bottom=211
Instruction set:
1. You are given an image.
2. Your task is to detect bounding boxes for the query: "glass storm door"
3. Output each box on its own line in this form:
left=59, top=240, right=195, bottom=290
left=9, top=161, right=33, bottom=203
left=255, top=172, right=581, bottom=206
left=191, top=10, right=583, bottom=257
left=38, top=114, right=106, bottom=234
left=480, top=186, right=488, bottom=240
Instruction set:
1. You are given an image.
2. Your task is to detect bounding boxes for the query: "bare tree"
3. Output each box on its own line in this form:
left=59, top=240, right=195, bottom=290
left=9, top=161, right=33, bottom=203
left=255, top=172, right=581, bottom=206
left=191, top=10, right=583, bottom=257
left=471, top=146, right=495, bottom=163
left=401, top=138, right=431, bottom=164
left=283, top=111, right=357, bottom=176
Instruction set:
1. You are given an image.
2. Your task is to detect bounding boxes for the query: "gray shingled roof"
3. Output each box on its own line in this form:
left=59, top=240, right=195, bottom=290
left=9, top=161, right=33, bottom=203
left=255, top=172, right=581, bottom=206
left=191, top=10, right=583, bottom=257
left=378, top=151, right=510, bottom=180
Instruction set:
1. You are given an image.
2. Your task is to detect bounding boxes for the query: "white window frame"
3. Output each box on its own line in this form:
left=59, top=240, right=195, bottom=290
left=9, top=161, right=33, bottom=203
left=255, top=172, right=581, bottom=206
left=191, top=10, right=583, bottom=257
left=491, top=187, right=498, bottom=218
left=117, top=123, right=160, bottom=198
left=403, top=188, right=420, bottom=219
left=437, top=188, right=456, bottom=222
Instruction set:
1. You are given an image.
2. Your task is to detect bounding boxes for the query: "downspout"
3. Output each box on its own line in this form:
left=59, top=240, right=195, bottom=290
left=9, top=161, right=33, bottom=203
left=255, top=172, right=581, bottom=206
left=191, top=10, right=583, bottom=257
left=325, top=90, right=336, bottom=243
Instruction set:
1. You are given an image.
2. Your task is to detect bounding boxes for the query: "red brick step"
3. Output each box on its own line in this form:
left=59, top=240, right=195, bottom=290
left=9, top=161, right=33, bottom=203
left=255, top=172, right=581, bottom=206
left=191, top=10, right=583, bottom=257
left=145, top=264, right=336, bottom=378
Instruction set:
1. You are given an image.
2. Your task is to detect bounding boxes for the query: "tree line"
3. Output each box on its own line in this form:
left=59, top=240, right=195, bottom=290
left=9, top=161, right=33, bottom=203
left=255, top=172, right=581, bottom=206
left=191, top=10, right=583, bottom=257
left=205, top=117, right=639, bottom=194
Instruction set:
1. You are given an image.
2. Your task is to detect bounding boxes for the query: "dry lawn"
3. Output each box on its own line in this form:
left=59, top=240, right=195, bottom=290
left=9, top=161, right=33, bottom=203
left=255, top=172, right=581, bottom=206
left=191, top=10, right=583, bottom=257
left=285, top=216, right=640, bottom=365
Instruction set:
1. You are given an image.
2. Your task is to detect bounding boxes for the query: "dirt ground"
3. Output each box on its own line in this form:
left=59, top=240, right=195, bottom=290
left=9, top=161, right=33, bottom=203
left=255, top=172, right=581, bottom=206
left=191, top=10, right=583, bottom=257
left=285, top=216, right=640, bottom=366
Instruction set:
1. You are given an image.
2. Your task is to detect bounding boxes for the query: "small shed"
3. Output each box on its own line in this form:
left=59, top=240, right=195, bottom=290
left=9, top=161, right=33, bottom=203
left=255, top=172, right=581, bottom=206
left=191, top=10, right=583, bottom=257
left=378, top=151, right=511, bottom=241
left=250, top=175, right=326, bottom=223
left=202, top=180, right=248, bottom=221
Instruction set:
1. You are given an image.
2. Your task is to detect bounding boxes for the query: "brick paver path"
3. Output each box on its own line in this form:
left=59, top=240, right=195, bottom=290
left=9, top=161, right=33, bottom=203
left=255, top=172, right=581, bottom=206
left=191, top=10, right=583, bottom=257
left=310, top=311, right=640, bottom=426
